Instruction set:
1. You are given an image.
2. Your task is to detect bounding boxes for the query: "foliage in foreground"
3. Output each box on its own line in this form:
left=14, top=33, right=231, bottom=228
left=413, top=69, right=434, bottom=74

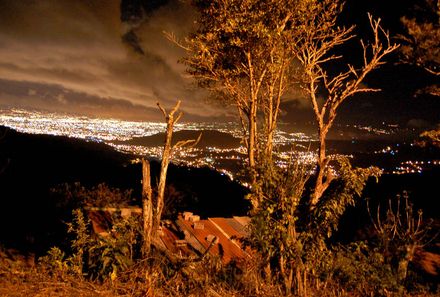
left=38, top=209, right=142, bottom=282
left=31, top=173, right=437, bottom=296
left=3, top=239, right=437, bottom=297
left=245, top=157, right=437, bottom=296
left=2, top=157, right=429, bottom=296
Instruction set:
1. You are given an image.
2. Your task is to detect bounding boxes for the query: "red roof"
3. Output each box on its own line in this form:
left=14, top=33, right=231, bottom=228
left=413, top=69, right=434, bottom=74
left=176, top=214, right=250, bottom=264
left=159, top=225, right=194, bottom=258
left=85, top=207, right=251, bottom=264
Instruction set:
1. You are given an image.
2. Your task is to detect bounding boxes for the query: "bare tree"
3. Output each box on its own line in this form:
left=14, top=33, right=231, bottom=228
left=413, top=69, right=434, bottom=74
left=155, top=101, right=183, bottom=231
left=155, top=100, right=201, bottom=232
left=142, top=158, right=153, bottom=255
left=296, top=2, right=399, bottom=207
left=141, top=101, right=200, bottom=254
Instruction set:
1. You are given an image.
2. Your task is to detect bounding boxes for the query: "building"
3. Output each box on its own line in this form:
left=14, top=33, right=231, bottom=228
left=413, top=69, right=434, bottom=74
left=85, top=207, right=251, bottom=264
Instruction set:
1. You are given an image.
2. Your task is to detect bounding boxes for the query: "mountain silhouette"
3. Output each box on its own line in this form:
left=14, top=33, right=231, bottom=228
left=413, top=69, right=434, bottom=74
left=115, top=129, right=241, bottom=148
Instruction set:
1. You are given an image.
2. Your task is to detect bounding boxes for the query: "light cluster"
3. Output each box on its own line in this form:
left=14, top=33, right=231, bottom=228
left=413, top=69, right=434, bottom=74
left=0, top=109, right=322, bottom=180
left=391, top=160, right=440, bottom=175
left=0, top=108, right=313, bottom=144
left=352, top=124, right=391, bottom=135
left=0, top=109, right=166, bottom=141
left=1, top=108, right=427, bottom=180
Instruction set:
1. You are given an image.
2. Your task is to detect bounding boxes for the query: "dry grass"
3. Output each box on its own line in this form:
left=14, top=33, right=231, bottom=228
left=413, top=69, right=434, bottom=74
left=1, top=247, right=438, bottom=297
left=0, top=250, right=116, bottom=297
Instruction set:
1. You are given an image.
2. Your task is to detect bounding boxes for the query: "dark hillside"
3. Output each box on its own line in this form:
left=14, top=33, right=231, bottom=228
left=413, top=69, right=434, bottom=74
left=335, top=169, right=440, bottom=243
left=0, top=126, right=137, bottom=253
left=116, top=129, right=241, bottom=148
left=0, top=126, right=248, bottom=254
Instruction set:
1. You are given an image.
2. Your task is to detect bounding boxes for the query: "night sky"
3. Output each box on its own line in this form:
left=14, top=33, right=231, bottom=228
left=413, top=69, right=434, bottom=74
left=0, top=0, right=438, bottom=128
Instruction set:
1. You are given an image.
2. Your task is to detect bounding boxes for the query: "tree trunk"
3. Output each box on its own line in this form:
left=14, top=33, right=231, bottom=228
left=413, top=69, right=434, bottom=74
left=142, top=159, right=153, bottom=256
left=265, top=83, right=275, bottom=161
left=311, top=130, right=329, bottom=207
left=156, top=119, right=174, bottom=233
left=248, top=96, right=257, bottom=172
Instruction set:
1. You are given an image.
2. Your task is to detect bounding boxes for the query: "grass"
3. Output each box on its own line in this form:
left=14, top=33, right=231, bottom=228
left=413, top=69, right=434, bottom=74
left=1, top=246, right=438, bottom=297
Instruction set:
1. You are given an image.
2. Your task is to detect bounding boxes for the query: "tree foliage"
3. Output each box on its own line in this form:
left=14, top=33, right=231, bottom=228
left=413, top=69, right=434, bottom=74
left=176, top=0, right=302, bottom=177
left=246, top=157, right=382, bottom=294
left=312, top=158, right=382, bottom=240
left=399, top=0, right=440, bottom=147
left=180, top=1, right=400, bottom=294
left=41, top=209, right=142, bottom=282
left=399, top=0, right=440, bottom=81
left=50, top=182, right=135, bottom=209
left=399, top=0, right=440, bottom=98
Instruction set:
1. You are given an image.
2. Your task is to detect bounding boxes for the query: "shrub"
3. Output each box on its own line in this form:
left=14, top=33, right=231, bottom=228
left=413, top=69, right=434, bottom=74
left=40, top=208, right=142, bottom=282
left=246, top=157, right=381, bottom=295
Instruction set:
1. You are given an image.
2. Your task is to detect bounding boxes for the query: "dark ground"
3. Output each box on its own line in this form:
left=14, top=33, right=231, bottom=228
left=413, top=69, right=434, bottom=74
left=0, top=126, right=249, bottom=255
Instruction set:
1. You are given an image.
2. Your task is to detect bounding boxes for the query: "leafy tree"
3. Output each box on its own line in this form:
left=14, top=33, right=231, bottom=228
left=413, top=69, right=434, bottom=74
left=179, top=0, right=397, bottom=206
left=174, top=0, right=301, bottom=184
left=399, top=0, right=440, bottom=96
left=40, top=209, right=142, bottom=282
left=179, top=1, right=399, bottom=294
left=399, top=0, right=440, bottom=147
left=312, top=158, right=381, bottom=241
left=246, top=157, right=381, bottom=294
left=245, top=161, right=308, bottom=292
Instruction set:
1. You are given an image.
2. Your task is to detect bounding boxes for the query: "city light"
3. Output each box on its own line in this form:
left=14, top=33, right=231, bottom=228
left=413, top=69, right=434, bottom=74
left=2, top=108, right=438, bottom=179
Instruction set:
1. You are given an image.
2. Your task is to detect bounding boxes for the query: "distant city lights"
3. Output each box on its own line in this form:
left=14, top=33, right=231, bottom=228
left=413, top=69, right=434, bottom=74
left=1, top=108, right=438, bottom=179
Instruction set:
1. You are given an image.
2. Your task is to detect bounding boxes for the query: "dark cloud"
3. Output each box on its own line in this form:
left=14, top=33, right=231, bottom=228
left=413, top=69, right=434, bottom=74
left=120, top=0, right=168, bottom=55
left=121, top=31, right=146, bottom=55
left=120, top=0, right=170, bottom=23
left=0, top=78, right=161, bottom=120
left=0, top=0, right=226, bottom=120
left=0, top=0, right=436, bottom=127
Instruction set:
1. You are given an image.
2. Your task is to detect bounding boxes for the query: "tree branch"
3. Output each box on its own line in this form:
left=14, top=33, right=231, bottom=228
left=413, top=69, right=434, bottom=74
left=174, top=132, right=202, bottom=149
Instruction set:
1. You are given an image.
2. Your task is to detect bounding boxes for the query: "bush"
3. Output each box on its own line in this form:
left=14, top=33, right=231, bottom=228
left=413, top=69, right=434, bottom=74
left=245, top=157, right=380, bottom=295
left=330, top=242, right=402, bottom=296
left=39, top=208, right=142, bottom=282
left=50, top=182, right=135, bottom=209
